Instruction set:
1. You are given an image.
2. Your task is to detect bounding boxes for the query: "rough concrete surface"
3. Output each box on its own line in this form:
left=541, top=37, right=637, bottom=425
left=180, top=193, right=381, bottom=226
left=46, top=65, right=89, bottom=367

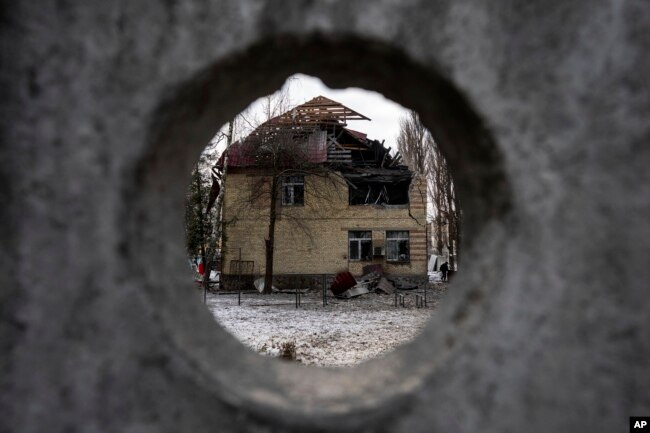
left=1, top=1, right=649, bottom=432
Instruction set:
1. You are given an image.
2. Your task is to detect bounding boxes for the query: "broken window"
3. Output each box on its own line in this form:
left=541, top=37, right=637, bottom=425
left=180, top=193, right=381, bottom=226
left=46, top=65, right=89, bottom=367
left=281, top=175, right=304, bottom=206
left=386, top=230, right=410, bottom=262
left=347, top=178, right=411, bottom=206
left=349, top=231, right=373, bottom=261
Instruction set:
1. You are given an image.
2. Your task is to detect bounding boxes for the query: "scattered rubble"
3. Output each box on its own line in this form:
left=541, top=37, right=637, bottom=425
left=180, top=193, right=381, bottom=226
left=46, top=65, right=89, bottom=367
left=375, top=277, right=395, bottom=294
left=329, top=268, right=420, bottom=298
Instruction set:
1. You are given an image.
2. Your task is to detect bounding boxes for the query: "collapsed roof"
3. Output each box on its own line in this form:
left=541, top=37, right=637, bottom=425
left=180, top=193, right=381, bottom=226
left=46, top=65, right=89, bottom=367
left=220, top=96, right=413, bottom=205
left=223, top=96, right=405, bottom=169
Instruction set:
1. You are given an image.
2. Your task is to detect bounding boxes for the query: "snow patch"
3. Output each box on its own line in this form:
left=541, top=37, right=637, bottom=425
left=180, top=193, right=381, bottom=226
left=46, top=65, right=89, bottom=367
left=206, top=286, right=446, bottom=367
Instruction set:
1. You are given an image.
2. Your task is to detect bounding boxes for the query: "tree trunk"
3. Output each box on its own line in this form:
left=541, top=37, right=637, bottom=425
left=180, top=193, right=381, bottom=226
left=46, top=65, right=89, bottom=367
left=193, top=171, right=211, bottom=293
left=435, top=216, right=444, bottom=256
left=203, top=120, right=233, bottom=293
left=445, top=169, right=456, bottom=272
left=453, top=195, right=461, bottom=267
left=263, top=176, right=278, bottom=294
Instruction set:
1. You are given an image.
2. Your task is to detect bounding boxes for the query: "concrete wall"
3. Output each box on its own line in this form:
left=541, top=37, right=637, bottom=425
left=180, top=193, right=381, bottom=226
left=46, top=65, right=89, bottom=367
left=222, top=170, right=427, bottom=277
left=2, top=1, right=649, bottom=433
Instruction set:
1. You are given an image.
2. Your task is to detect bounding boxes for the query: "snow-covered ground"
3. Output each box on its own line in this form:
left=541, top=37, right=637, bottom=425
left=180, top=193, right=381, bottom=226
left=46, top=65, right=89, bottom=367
left=206, top=284, right=447, bottom=367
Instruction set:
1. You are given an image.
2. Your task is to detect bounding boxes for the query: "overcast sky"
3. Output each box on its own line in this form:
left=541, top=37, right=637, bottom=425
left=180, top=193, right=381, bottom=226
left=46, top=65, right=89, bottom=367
left=281, top=73, right=409, bottom=146
left=214, top=73, right=410, bottom=151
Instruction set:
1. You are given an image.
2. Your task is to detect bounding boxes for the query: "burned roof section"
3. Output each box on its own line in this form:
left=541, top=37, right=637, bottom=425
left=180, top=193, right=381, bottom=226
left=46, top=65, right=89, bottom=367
left=344, top=166, right=412, bottom=206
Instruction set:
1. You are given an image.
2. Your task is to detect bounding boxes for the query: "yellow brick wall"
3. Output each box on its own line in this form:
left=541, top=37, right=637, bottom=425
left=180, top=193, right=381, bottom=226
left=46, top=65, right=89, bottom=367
left=222, top=169, right=427, bottom=277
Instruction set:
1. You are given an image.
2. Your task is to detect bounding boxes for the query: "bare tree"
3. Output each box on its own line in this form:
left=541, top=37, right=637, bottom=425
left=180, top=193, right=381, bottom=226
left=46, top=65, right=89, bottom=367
left=397, top=110, right=461, bottom=270
left=229, top=124, right=339, bottom=294
left=233, top=76, right=298, bottom=140
left=185, top=121, right=234, bottom=298
left=223, top=80, right=346, bottom=293
left=223, top=87, right=375, bottom=293
left=397, top=110, right=432, bottom=175
left=201, top=121, right=233, bottom=296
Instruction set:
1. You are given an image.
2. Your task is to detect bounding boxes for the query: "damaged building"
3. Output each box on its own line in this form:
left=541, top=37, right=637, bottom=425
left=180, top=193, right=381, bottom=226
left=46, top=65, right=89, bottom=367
left=219, top=96, right=427, bottom=283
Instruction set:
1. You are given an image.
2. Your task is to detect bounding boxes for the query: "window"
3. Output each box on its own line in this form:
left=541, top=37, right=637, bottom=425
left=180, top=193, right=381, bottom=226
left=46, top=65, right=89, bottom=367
left=347, top=179, right=411, bottom=205
left=349, top=231, right=372, bottom=261
left=386, top=231, right=410, bottom=262
left=281, top=175, right=304, bottom=206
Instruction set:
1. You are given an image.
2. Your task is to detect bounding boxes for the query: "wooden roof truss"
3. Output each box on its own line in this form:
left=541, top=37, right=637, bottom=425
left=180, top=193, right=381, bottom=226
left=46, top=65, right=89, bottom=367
left=267, top=95, right=370, bottom=127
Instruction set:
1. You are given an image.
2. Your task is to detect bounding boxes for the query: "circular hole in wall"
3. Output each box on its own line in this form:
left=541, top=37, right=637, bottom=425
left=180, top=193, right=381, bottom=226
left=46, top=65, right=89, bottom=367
left=127, top=35, right=511, bottom=429
left=186, top=74, right=461, bottom=367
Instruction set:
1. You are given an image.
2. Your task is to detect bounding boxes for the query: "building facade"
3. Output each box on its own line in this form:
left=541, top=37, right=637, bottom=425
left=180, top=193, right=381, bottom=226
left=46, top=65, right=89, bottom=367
left=219, top=96, right=427, bottom=281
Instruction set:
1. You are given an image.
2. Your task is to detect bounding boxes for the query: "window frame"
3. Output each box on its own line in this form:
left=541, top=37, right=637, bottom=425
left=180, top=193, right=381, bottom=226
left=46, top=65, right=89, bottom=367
left=386, top=230, right=410, bottom=262
left=348, top=231, right=373, bottom=262
left=281, top=175, right=305, bottom=206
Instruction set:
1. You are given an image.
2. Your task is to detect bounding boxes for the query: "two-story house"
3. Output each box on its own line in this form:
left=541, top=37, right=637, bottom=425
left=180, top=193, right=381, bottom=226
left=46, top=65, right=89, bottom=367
left=219, top=96, right=427, bottom=285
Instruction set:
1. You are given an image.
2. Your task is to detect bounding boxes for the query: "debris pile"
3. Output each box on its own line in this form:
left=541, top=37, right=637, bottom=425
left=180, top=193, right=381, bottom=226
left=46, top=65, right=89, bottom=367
left=330, top=267, right=397, bottom=298
left=375, top=277, right=396, bottom=295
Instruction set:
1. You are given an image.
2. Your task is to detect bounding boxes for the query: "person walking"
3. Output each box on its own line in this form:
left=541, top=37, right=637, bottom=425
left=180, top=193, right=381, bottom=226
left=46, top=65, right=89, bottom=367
left=440, top=261, right=449, bottom=282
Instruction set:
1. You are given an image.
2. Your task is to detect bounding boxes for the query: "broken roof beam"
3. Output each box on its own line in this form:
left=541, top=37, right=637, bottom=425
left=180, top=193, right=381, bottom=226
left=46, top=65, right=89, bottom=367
left=326, top=132, right=346, bottom=151
left=380, top=146, right=391, bottom=168
left=389, top=151, right=402, bottom=167
left=271, top=96, right=371, bottom=127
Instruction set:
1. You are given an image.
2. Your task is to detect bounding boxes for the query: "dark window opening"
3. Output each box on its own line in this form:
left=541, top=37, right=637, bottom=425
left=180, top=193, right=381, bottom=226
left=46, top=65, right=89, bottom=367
left=282, top=175, right=304, bottom=206
left=386, top=230, right=409, bottom=262
left=348, top=180, right=411, bottom=205
left=349, top=231, right=373, bottom=261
